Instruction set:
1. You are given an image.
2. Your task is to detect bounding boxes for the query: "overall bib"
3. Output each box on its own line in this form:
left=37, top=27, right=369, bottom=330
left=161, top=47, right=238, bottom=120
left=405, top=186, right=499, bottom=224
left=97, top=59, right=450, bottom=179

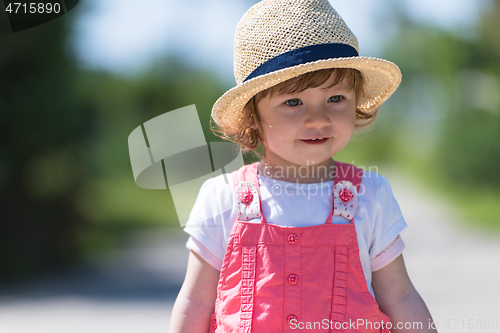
left=210, top=162, right=391, bottom=333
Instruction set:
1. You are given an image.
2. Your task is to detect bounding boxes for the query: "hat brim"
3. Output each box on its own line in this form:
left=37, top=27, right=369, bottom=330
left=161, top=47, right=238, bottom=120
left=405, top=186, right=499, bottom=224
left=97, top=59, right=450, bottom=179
left=212, top=56, right=402, bottom=131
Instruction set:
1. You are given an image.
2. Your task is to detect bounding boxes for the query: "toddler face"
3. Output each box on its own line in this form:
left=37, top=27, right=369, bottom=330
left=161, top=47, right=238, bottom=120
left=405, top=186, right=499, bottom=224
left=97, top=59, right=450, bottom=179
left=257, top=72, right=357, bottom=169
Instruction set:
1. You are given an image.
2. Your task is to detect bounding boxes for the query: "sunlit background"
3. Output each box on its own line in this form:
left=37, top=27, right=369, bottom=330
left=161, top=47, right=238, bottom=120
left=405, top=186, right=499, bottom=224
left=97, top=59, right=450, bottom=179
left=1, top=0, right=499, bottom=332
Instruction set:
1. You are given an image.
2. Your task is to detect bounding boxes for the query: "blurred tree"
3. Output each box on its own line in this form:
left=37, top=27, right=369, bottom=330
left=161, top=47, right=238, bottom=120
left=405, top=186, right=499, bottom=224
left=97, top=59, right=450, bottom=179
left=438, top=0, right=500, bottom=189
left=0, top=10, right=94, bottom=282
left=478, top=0, right=500, bottom=72
left=72, top=58, right=229, bottom=242
left=381, top=0, right=500, bottom=190
left=0, top=7, right=229, bottom=281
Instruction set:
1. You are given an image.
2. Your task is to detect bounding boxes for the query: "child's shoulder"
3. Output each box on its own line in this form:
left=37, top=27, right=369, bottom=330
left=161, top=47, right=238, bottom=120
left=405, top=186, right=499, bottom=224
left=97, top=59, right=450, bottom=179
left=198, top=161, right=257, bottom=197
left=357, top=169, right=400, bottom=211
left=199, top=173, right=235, bottom=196
left=188, top=174, right=235, bottom=225
left=344, top=165, right=394, bottom=200
left=360, top=169, right=390, bottom=188
left=338, top=162, right=391, bottom=192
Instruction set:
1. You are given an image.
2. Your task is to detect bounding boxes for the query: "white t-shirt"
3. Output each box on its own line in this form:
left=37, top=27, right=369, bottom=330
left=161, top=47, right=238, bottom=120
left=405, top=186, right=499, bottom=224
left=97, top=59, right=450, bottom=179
left=184, top=169, right=407, bottom=296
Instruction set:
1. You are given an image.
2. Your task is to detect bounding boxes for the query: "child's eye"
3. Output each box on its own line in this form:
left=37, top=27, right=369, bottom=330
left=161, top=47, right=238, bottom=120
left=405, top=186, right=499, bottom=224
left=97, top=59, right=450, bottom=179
left=329, top=95, right=343, bottom=103
left=285, top=98, right=302, bottom=106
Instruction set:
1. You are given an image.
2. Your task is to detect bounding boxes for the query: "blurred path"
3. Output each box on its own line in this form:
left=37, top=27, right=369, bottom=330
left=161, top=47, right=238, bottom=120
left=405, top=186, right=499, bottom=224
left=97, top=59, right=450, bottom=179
left=1, top=174, right=500, bottom=333
left=0, top=228, right=189, bottom=333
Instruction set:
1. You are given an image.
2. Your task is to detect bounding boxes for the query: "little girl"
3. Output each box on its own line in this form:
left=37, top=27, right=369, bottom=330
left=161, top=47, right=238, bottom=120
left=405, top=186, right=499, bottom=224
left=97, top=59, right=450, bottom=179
left=171, top=0, right=437, bottom=332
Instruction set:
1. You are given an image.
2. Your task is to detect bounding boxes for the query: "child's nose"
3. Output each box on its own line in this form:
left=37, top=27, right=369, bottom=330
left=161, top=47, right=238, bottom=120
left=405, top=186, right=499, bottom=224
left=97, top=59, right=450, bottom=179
left=304, top=106, right=331, bottom=128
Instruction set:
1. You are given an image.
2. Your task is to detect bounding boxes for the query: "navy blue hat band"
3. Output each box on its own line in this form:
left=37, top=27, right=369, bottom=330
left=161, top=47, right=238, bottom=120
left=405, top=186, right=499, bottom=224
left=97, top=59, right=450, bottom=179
left=243, top=43, right=359, bottom=83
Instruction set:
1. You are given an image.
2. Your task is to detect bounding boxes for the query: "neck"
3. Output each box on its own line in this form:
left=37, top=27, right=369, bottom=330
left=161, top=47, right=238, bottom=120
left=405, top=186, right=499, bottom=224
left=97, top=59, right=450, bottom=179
left=258, top=158, right=336, bottom=183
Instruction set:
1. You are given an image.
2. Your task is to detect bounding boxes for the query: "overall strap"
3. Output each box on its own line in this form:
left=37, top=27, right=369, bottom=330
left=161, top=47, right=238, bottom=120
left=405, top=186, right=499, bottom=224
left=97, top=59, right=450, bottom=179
left=334, top=161, right=363, bottom=191
left=231, top=164, right=261, bottom=331
left=328, top=162, right=363, bottom=330
left=232, top=162, right=266, bottom=223
left=326, top=161, right=363, bottom=224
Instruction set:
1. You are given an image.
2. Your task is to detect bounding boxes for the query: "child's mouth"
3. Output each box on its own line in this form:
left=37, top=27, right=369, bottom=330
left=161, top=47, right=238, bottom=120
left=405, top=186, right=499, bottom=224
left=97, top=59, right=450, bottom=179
left=300, top=138, right=329, bottom=145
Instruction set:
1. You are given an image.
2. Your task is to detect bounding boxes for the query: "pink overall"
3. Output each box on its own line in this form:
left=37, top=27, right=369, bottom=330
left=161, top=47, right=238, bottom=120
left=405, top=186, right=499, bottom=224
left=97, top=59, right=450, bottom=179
left=210, top=162, right=391, bottom=333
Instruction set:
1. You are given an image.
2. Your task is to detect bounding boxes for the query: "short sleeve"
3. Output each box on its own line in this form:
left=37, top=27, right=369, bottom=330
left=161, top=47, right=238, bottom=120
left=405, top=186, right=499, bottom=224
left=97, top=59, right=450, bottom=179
left=365, top=173, right=407, bottom=260
left=183, top=174, right=236, bottom=271
left=370, top=235, right=405, bottom=271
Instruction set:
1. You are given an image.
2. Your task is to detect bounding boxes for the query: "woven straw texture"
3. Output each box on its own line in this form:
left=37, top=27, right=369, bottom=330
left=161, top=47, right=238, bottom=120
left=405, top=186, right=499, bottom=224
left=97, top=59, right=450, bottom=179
left=212, top=0, right=402, bottom=131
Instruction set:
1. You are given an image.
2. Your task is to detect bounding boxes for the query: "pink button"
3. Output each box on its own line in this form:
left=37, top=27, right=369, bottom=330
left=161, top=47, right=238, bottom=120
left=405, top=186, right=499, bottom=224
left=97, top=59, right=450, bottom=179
left=339, top=188, right=354, bottom=202
left=239, top=189, right=253, bottom=204
left=287, top=314, right=298, bottom=325
left=288, top=274, right=299, bottom=285
left=288, top=233, right=298, bottom=245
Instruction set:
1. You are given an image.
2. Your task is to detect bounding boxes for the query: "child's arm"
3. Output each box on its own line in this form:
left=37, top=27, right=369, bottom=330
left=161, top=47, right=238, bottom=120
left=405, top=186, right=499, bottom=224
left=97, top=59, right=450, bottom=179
left=170, top=251, right=220, bottom=333
left=372, top=254, right=438, bottom=333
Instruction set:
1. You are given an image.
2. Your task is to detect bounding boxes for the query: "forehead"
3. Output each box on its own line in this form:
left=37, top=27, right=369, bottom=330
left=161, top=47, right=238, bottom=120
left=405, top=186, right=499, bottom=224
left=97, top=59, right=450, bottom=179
left=268, top=68, right=356, bottom=97
left=281, top=73, right=354, bottom=97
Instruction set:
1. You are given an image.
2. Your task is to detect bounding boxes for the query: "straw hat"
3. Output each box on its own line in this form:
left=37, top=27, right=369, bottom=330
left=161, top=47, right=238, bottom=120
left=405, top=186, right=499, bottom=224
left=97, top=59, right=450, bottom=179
left=211, top=0, right=402, bottom=130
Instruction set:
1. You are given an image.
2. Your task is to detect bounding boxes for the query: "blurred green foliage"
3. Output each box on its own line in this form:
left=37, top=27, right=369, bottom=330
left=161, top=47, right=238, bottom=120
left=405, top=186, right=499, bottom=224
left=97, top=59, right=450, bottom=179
left=340, top=0, right=500, bottom=229
left=0, top=6, right=227, bottom=281
left=365, top=0, right=500, bottom=228
left=1, top=0, right=499, bottom=283
left=440, top=110, right=500, bottom=188
left=0, top=8, right=88, bottom=282
left=74, top=63, right=228, bottom=260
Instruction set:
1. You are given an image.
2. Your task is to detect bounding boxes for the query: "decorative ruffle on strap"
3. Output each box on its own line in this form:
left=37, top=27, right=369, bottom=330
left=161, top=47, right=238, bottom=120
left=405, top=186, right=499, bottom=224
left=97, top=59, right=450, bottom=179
left=333, top=180, right=358, bottom=221
left=235, top=181, right=261, bottom=221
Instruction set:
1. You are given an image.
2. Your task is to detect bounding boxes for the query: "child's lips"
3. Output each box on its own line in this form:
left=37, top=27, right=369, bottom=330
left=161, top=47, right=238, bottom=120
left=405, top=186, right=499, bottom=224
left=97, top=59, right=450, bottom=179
left=300, top=137, right=330, bottom=145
